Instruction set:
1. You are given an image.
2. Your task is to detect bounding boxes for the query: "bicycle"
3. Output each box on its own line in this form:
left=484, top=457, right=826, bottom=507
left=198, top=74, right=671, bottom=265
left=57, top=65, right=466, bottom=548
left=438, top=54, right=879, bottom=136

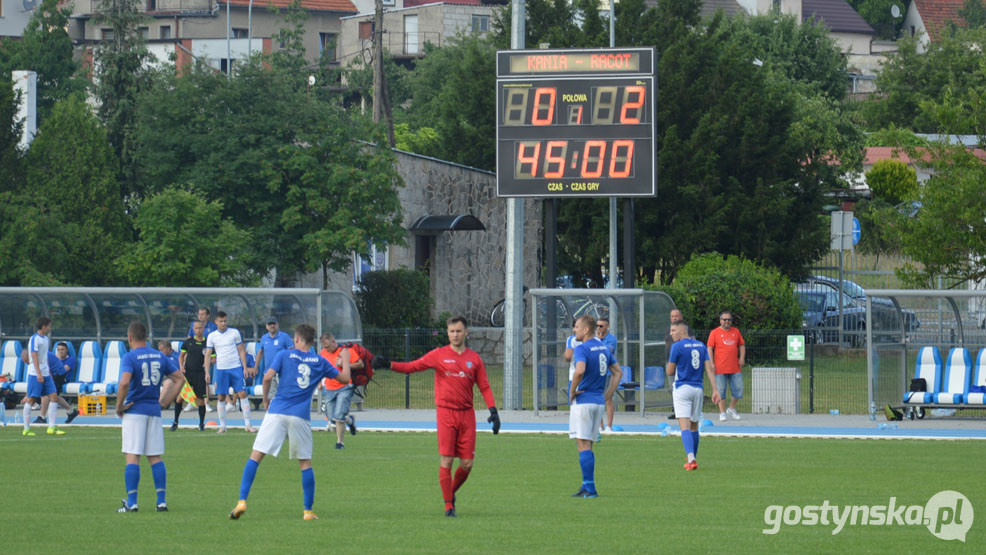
left=489, top=288, right=607, bottom=327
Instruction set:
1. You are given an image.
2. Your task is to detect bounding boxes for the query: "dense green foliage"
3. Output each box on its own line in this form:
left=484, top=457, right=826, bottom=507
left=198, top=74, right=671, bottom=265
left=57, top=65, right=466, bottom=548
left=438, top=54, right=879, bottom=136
left=355, top=269, right=434, bottom=328
left=865, top=159, right=919, bottom=205
left=668, top=252, right=803, bottom=331
left=115, top=187, right=257, bottom=286
left=0, top=0, right=86, bottom=124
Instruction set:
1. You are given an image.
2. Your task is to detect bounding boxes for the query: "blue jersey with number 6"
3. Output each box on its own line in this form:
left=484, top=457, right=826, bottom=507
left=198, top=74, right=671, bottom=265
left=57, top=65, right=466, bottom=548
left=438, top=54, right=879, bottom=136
left=267, top=349, right=340, bottom=420
left=669, top=338, right=709, bottom=389
left=573, top=338, right=617, bottom=405
left=122, top=346, right=179, bottom=417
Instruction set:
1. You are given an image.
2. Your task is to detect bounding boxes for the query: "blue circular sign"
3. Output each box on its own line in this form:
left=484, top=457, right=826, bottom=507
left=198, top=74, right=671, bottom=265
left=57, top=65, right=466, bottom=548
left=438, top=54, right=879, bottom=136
left=852, top=217, right=861, bottom=245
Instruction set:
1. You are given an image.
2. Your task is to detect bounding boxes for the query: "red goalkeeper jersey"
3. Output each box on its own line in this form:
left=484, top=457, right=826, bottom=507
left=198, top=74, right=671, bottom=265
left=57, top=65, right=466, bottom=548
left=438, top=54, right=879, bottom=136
left=390, top=345, right=496, bottom=410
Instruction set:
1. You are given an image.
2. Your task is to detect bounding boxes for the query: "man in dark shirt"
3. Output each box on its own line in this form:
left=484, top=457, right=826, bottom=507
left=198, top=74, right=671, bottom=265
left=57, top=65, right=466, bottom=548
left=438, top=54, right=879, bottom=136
left=173, top=320, right=212, bottom=431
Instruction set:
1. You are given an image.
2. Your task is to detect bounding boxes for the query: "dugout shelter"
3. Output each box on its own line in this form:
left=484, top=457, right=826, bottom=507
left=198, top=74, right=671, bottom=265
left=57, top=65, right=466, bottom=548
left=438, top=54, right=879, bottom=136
left=530, top=288, right=675, bottom=416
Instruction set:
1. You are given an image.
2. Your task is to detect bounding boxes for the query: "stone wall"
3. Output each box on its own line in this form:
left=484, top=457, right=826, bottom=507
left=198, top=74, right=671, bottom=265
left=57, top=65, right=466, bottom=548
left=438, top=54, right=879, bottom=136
left=294, top=149, right=543, bottom=327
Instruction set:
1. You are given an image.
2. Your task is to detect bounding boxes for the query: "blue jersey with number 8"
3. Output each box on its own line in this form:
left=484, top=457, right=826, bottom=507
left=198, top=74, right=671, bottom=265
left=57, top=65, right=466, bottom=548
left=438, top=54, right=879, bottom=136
left=267, top=349, right=340, bottom=420
left=573, top=338, right=617, bottom=405
left=669, top=338, right=709, bottom=389
left=122, top=347, right=179, bottom=417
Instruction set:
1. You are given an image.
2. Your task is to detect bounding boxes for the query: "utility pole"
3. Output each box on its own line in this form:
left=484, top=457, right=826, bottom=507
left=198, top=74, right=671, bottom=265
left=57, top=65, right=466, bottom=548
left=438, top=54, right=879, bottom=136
left=372, top=0, right=395, bottom=146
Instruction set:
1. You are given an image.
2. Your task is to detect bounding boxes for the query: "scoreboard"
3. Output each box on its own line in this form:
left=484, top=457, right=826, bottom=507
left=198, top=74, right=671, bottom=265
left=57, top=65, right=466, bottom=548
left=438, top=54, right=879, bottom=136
left=496, top=48, right=656, bottom=198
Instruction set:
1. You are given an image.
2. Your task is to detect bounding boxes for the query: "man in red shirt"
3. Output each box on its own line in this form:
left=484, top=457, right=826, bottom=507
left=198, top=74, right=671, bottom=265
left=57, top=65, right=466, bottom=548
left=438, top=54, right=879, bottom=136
left=707, top=310, right=746, bottom=421
left=373, top=316, right=500, bottom=518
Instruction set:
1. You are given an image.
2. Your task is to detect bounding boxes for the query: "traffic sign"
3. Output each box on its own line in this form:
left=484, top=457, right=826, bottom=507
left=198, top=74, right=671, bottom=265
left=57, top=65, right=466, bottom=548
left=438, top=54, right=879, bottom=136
left=852, top=217, right=861, bottom=245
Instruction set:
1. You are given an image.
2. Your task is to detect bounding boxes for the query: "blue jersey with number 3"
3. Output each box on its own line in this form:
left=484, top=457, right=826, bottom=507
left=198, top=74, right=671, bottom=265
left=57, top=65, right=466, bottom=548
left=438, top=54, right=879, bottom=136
left=122, top=347, right=179, bottom=417
left=573, top=338, right=617, bottom=405
left=669, top=338, right=709, bottom=389
left=267, top=349, right=340, bottom=420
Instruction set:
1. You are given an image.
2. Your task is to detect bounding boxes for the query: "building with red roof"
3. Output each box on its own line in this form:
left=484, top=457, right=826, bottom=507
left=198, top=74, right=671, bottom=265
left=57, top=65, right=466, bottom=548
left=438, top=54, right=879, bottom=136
left=902, top=0, right=968, bottom=52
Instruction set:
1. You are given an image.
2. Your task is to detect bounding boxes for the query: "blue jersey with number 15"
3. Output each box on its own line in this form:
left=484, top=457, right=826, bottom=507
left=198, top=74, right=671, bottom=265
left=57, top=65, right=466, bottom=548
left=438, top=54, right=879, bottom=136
left=122, top=346, right=179, bottom=417
left=267, top=349, right=340, bottom=420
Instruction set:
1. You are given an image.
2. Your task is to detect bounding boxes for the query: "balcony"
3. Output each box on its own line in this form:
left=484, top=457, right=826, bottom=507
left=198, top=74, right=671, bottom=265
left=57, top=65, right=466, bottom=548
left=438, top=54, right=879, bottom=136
left=72, top=0, right=215, bottom=17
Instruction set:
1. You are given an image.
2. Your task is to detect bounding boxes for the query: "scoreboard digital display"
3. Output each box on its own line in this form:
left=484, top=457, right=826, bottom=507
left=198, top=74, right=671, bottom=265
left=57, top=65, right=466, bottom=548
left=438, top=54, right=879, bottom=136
left=496, top=48, right=656, bottom=198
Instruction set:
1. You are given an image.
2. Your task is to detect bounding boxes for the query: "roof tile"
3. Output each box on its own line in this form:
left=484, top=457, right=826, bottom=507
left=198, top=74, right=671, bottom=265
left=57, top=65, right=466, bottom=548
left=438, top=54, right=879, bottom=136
left=913, top=0, right=967, bottom=42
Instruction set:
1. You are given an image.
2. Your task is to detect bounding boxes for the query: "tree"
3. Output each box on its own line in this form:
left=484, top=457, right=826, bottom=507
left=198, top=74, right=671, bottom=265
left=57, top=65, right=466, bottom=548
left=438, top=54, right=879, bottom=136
left=669, top=252, right=803, bottom=331
left=866, top=159, right=919, bottom=204
left=850, top=0, right=906, bottom=40
left=403, top=34, right=498, bottom=170
left=861, top=27, right=986, bottom=133
left=959, top=0, right=986, bottom=29
left=0, top=80, right=23, bottom=191
left=133, top=5, right=405, bottom=283
left=22, top=96, right=130, bottom=285
left=93, top=0, right=153, bottom=201
left=355, top=269, right=433, bottom=328
left=0, top=0, right=86, bottom=124
left=115, top=187, right=257, bottom=286
left=892, top=144, right=986, bottom=287
left=269, top=130, right=406, bottom=289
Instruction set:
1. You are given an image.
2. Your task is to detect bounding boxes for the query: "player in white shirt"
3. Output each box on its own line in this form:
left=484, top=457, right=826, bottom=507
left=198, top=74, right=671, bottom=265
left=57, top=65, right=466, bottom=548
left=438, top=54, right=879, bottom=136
left=203, top=311, right=257, bottom=433
left=23, top=317, right=61, bottom=436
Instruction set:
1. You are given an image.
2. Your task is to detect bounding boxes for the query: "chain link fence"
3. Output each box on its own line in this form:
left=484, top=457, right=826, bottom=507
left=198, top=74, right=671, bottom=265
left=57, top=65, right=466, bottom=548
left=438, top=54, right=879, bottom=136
left=355, top=327, right=878, bottom=414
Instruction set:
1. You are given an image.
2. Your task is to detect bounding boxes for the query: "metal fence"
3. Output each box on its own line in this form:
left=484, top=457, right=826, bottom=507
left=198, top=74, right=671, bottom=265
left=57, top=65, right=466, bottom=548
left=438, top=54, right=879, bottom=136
left=353, top=327, right=878, bottom=414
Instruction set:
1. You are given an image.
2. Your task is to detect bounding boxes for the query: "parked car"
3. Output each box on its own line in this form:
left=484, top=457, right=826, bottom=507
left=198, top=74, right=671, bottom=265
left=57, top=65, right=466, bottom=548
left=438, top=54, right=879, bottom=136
left=805, top=275, right=920, bottom=332
left=795, top=287, right=869, bottom=345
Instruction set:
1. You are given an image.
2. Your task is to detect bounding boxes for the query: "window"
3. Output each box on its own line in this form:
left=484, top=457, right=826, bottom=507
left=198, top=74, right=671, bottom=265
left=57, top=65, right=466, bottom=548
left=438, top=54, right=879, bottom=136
left=910, top=25, right=915, bottom=37
left=353, top=244, right=389, bottom=291
left=138, top=27, right=149, bottom=40
left=101, top=28, right=115, bottom=41
left=160, top=26, right=172, bottom=39
left=147, top=0, right=156, bottom=10
left=382, top=0, right=395, bottom=5
left=232, top=28, right=249, bottom=39
left=220, top=58, right=235, bottom=75
left=318, top=32, right=337, bottom=60
left=472, top=14, right=489, bottom=33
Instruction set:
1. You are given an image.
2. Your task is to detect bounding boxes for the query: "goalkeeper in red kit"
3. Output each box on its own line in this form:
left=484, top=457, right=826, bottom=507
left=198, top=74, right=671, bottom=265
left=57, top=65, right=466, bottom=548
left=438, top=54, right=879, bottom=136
left=373, top=316, right=500, bottom=518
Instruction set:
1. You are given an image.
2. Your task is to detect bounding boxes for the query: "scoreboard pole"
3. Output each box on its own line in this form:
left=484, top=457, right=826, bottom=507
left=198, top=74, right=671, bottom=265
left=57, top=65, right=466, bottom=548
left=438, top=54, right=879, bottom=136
left=502, top=0, right=526, bottom=410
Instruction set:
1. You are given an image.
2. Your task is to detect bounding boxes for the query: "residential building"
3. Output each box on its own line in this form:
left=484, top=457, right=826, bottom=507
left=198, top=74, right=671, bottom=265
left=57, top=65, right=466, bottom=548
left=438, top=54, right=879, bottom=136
left=901, top=0, right=967, bottom=53
left=67, top=0, right=357, bottom=65
left=337, top=0, right=495, bottom=67
left=1, top=0, right=38, bottom=39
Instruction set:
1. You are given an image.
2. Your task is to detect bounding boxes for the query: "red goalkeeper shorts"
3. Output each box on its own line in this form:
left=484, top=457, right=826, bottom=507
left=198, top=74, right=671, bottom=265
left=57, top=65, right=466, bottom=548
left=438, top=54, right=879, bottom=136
left=436, top=406, right=476, bottom=459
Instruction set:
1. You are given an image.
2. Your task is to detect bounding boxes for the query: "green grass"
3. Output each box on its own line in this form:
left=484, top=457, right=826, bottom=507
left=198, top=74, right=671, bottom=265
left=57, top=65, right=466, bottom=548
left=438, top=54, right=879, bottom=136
left=3, top=426, right=984, bottom=553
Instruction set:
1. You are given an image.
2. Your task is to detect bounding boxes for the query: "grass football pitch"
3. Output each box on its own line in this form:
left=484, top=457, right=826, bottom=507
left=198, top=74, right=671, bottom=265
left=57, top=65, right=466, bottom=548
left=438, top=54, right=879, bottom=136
left=3, top=426, right=983, bottom=553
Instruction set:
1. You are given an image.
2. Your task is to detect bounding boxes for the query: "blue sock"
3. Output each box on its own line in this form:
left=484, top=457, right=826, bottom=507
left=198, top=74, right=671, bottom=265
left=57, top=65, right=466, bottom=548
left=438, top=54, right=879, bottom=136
left=681, top=430, right=694, bottom=458
left=301, top=468, right=315, bottom=511
left=691, top=430, right=700, bottom=457
left=239, top=459, right=259, bottom=501
left=125, top=464, right=140, bottom=508
left=578, top=450, right=595, bottom=493
left=151, top=461, right=167, bottom=505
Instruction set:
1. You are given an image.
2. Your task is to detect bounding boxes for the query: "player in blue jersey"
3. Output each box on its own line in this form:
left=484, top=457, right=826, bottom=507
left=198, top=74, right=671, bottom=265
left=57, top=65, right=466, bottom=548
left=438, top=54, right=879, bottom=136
left=115, top=321, right=185, bottom=512
left=568, top=314, right=622, bottom=498
left=666, top=321, right=720, bottom=471
left=230, top=323, right=351, bottom=521
left=256, top=316, right=292, bottom=374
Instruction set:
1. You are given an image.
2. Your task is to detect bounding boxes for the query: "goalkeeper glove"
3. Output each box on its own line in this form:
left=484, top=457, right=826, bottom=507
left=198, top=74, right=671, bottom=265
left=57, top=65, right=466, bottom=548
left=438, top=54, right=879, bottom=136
left=371, top=356, right=392, bottom=370
left=487, top=407, right=501, bottom=435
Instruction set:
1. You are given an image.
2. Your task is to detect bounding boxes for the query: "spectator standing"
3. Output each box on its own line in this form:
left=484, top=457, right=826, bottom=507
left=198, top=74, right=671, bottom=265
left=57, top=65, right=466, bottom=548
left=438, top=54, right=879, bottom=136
left=707, top=311, right=746, bottom=421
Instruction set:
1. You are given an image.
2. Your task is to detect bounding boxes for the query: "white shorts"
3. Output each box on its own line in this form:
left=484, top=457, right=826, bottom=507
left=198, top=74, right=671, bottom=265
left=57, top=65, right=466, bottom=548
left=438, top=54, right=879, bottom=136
left=672, top=385, right=704, bottom=423
left=121, top=413, right=165, bottom=456
left=568, top=402, right=604, bottom=440
left=252, top=413, right=313, bottom=460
